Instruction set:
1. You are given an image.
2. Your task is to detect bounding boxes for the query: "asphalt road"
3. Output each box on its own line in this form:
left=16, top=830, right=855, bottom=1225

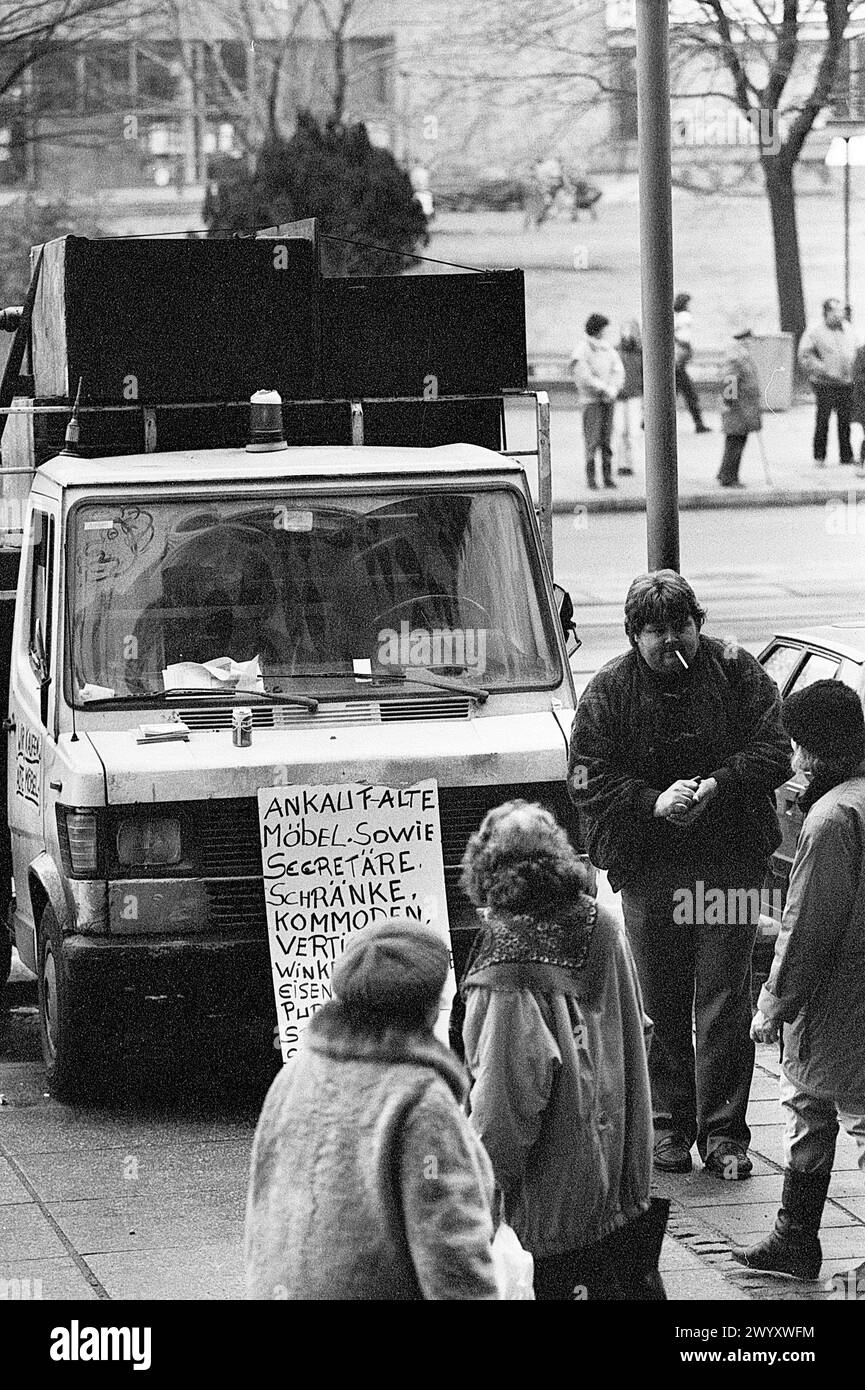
left=552, top=504, right=865, bottom=690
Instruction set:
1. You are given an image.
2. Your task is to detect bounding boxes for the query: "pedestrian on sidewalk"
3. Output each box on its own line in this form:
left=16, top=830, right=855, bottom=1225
left=797, top=297, right=856, bottom=467
left=674, top=292, right=711, bottom=434
left=567, top=571, right=791, bottom=1181
left=717, top=322, right=762, bottom=489
left=615, top=318, right=644, bottom=477
left=736, top=681, right=865, bottom=1283
left=570, top=312, right=625, bottom=491
left=244, top=919, right=499, bottom=1300
left=459, top=800, right=659, bottom=1300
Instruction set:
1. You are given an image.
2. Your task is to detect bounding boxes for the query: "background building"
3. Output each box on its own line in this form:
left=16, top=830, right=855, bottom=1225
left=0, top=0, right=609, bottom=232
left=1, top=1, right=865, bottom=231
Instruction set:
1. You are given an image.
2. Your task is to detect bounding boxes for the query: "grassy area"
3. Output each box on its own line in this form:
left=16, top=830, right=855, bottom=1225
left=425, top=185, right=865, bottom=356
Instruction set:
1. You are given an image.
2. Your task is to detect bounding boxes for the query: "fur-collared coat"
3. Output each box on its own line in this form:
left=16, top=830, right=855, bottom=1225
left=244, top=1003, right=499, bottom=1301
left=462, top=901, right=654, bottom=1258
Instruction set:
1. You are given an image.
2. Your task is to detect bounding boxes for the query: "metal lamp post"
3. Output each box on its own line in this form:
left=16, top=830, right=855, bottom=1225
left=825, top=122, right=865, bottom=314
left=635, top=0, right=679, bottom=572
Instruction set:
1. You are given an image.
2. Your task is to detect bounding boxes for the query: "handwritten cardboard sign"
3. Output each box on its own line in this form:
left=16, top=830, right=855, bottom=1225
left=257, top=779, right=454, bottom=1062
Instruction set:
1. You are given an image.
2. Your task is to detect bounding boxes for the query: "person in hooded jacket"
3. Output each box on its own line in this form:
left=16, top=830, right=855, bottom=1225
left=244, top=919, right=499, bottom=1301
left=459, top=799, right=656, bottom=1300
left=735, top=681, right=865, bottom=1284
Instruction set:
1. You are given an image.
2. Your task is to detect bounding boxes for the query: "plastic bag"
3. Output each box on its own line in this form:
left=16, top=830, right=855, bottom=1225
left=491, top=1222, right=535, bottom=1300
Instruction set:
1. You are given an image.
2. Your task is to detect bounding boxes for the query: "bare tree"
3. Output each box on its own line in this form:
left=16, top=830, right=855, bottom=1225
left=157, top=0, right=386, bottom=185
left=675, top=1, right=858, bottom=339
left=0, top=0, right=153, bottom=101
left=159, top=0, right=313, bottom=165
left=0, top=0, right=165, bottom=179
left=311, top=0, right=356, bottom=123
left=431, top=1, right=864, bottom=339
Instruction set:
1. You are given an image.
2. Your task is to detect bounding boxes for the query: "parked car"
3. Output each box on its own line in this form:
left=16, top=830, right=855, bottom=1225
left=756, top=624, right=865, bottom=952
left=434, top=164, right=526, bottom=213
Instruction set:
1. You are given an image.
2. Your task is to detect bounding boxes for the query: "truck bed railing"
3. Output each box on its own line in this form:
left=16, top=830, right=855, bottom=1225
left=0, top=388, right=554, bottom=568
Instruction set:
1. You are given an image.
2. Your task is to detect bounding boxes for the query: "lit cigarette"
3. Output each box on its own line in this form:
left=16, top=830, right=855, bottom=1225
left=674, top=649, right=689, bottom=670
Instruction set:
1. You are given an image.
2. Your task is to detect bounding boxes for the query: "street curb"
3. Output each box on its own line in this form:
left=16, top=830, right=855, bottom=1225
left=655, top=1179, right=837, bottom=1303
left=555, top=482, right=865, bottom=515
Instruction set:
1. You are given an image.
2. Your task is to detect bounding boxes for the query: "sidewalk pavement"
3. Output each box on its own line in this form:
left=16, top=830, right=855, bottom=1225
left=4, top=943, right=863, bottom=1301
left=529, top=397, right=865, bottom=515
left=655, top=1043, right=865, bottom=1302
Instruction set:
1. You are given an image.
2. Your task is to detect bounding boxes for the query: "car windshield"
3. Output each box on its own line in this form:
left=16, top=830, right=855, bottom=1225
left=66, top=489, right=561, bottom=703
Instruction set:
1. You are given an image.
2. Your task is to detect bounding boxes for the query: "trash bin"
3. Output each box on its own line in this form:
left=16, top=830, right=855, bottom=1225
left=746, top=332, right=795, bottom=411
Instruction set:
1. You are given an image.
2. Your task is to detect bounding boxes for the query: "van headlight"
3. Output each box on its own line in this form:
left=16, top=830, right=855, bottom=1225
left=116, top=817, right=182, bottom=867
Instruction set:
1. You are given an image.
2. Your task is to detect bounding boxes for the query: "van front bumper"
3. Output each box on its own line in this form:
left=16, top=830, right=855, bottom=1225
left=61, top=932, right=275, bottom=1012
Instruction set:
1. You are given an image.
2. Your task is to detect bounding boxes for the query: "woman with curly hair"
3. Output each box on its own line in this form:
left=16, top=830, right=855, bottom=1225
left=459, top=800, right=658, bottom=1300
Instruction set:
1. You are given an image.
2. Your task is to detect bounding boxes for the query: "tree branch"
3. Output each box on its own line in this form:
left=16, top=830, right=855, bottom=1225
left=782, top=0, right=850, bottom=163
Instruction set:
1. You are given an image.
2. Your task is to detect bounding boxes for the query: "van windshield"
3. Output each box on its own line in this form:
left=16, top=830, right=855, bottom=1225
left=67, top=489, right=561, bottom=702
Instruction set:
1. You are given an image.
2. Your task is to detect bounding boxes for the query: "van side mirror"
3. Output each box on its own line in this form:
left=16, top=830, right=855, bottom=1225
left=553, top=584, right=581, bottom=657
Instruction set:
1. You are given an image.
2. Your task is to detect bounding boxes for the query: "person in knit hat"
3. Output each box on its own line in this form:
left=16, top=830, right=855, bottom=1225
left=717, top=321, right=762, bottom=489
left=460, top=800, right=657, bottom=1300
left=736, top=680, right=865, bottom=1283
left=244, top=919, right=499, bottom=1300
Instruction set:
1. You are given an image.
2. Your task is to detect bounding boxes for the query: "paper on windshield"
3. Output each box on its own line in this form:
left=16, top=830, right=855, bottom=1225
left=162, top=655, right=264, bottom=693
left=79, top=682, right=117, bottom=702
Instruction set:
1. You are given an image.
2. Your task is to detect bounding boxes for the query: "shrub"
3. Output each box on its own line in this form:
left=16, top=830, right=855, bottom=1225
left=203, top=109, right=429, bottom=276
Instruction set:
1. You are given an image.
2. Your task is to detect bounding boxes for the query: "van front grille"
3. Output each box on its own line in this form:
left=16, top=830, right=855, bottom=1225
left=112, top=781, right=578, bottom=937
left=176, top=694, right=472, bottom=730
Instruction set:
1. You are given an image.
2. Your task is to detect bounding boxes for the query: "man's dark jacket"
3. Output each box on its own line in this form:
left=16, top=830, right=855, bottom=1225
left=568, top=636, right=791, bottom=891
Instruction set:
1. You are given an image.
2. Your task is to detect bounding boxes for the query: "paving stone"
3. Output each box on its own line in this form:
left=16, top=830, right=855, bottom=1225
left=667, top=1174, right=788, bottom=1207
left=0, top=1206, right=65, bottom=1260
left=44, top=1192, right=246, bottom=1256
left=747, top=1100, right=789, bottom=1126
left=689, top=1201, right=856, bottom=1236
left=833, top=1138, right=865, bottom=1171
left=827, top=1175, right=865, bottom=1199
left=814, top=1228, right=865, bottom=1259
left=0, top=1255, right=99, bottom=1300
left=660, top=1267, right=751, bottom=1301
left=16, top=1139, right=252, bottom=1204
left=743, top=1155, right=781, bottom=1178
left=747, top=1130, right=787, bottom=1160
left=0, top=1157, right=31, bottom=1205
left=86, top=1241, right=243, bottom=1300
left=658, top=1237, right=708, bottom=1272
left=748, top=1078, right=782, bottom=1103
left=0, top=1109, right=257, bottom=1157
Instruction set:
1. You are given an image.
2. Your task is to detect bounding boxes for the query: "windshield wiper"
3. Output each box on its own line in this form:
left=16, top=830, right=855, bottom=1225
left=369, top=669, right=489, bottom=703
left=82, top=688, right=319, bottom=712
